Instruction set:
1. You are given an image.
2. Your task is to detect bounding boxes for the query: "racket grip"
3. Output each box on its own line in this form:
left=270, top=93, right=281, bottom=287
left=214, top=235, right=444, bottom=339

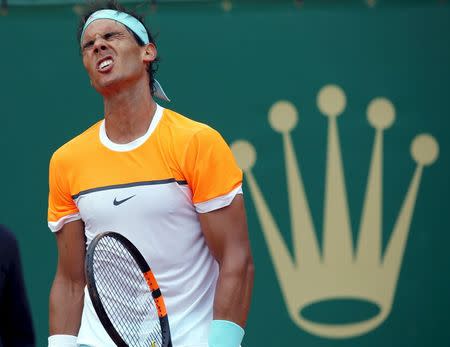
left=208, top=320, right=245, bottom=347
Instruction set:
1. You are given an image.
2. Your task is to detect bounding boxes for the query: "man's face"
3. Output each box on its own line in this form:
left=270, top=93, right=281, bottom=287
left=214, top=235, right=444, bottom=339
left=81, top=19, right=155, bottom=94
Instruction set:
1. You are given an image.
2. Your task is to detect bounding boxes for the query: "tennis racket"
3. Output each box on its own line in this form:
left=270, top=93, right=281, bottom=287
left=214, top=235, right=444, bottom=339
left=85, top=231, right=172, bottom=347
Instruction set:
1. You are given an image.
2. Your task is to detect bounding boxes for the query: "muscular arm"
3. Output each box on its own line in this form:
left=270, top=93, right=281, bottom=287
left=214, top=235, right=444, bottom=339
left=198, top=194, right=254, bottom=327
left=49, top=219, right=86, bottom=335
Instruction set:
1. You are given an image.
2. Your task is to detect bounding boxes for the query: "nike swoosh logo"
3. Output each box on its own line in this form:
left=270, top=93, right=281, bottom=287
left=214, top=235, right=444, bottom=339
left=113, top=195, right=136, bottom=206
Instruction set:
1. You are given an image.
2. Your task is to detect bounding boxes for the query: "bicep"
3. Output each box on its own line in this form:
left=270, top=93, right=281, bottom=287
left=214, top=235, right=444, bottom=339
left=54, top=219, right=86, bottom=283
left=198, top=194, right=251, bottom=264
left=49, top=220, right=86, bottom=334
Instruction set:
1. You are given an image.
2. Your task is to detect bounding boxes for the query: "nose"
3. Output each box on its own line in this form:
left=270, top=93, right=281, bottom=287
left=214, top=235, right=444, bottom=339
left=93, top=38, right=108, bottom=54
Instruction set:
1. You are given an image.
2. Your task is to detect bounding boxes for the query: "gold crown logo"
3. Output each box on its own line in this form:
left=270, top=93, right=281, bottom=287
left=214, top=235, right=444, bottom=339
left=231, top=85, right=439, bottom=339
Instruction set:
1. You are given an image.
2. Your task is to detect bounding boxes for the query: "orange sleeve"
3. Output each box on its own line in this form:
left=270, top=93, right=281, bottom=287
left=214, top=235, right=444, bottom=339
left=47, top=151, right=80, bottom=229
left=182, top=127, right=242, bottom=205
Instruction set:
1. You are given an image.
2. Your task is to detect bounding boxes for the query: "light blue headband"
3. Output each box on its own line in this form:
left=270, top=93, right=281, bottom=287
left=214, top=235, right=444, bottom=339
left=81, top=9, right=170, bottom=101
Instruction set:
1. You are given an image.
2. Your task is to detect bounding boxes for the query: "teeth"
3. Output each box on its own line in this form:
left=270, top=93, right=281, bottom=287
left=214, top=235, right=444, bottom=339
left=99, top=59, right=113, bottom=69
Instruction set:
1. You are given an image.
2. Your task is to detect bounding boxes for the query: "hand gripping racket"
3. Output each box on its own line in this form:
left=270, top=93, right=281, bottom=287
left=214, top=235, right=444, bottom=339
left=85, top=231, right=172, bottom=347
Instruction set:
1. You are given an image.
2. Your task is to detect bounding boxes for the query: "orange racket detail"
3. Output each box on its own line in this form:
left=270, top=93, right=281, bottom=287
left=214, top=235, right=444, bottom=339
left=144, top=270, right=168, bottom=318
left=154, top=296, right=168, bottom=318
left=144, top=270, right=160, bottom=291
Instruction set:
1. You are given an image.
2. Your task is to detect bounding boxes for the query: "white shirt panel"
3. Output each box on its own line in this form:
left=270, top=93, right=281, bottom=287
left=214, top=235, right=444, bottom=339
left=75, top=181, right=218, bottom=347
left=195, top=185, right=243, bottom=213
left=48, top=212, right=81, bottom=232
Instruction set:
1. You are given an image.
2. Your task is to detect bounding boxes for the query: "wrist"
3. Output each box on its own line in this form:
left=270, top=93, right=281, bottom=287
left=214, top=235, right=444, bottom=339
left=208, top=320, right=245, bottom=347
left=48, top=334, right=77, bottom=347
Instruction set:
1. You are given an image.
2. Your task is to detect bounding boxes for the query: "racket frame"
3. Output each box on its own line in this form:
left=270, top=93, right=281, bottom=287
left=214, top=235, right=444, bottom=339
left=85, top=231, right=172, bottom=347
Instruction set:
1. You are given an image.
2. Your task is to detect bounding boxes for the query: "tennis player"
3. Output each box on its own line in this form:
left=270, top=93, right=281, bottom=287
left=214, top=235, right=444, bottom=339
left=47, top=1, right=254, bottom=346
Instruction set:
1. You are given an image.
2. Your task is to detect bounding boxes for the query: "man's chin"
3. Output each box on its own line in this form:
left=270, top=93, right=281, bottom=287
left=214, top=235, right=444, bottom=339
left=93, top=78, right=121, bottom=95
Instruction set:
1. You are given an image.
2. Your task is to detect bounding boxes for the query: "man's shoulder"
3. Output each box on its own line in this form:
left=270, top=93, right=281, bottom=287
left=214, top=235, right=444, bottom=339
left=50, top=120, right=102, bottom=164
left=0, top=225, right=16, bottom=244
left=0, top=225, right=18, bottom=261
left=161, top=107, right=211, bottom=133
left=160, top=107, right=221, bottom=145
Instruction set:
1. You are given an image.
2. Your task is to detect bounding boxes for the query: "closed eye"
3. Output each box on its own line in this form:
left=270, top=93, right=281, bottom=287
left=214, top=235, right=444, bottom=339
left=81, top=31, right=124, bottom=53
left=103, top=32, right=122, bottom=40
left=82, top=40, right=94, bottom=50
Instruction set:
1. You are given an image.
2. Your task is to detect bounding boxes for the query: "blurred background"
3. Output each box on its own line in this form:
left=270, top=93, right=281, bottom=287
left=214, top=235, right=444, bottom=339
left=1, top=0, right=449, bottom=346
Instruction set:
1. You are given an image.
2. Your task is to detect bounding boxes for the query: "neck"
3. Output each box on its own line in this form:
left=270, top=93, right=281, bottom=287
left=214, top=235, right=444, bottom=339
left=102, top=79, right=157, bottom=144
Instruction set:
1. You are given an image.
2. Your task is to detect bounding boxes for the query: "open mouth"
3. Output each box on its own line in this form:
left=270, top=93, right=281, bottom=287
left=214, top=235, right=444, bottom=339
left=96, top=56, right=114, bottom=72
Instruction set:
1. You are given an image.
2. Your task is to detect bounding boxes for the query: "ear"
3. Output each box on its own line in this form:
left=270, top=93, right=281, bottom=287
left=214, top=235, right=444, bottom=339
left=142, top=43, right=157, bottom=64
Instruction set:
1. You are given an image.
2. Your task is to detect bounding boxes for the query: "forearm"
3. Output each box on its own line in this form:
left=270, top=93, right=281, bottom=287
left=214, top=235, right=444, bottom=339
left=213, top=252, right=254, bottom=327
left=49, top=275, right=85, bottom=335
left=199, top=195, right=254, bottom=346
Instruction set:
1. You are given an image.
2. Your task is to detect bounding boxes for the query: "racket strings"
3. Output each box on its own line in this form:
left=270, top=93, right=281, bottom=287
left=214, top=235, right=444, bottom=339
left=93, top=237, right=163, bottom=347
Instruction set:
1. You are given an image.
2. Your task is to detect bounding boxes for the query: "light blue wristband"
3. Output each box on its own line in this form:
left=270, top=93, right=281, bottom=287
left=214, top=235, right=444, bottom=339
left=208, top=320, right=245, bottom=347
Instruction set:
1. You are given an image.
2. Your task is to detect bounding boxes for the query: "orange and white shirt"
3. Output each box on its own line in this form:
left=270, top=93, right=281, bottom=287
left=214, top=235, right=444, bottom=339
left=47, top=104, right=243, bottom=347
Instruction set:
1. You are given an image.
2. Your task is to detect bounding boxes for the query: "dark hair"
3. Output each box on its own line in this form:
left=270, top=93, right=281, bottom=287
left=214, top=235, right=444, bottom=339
left=77, top=0, right=159, bottom=96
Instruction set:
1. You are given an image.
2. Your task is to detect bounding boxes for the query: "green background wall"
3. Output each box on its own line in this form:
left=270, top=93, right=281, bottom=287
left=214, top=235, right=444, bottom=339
left=1, top=1, right=449, bottom=346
